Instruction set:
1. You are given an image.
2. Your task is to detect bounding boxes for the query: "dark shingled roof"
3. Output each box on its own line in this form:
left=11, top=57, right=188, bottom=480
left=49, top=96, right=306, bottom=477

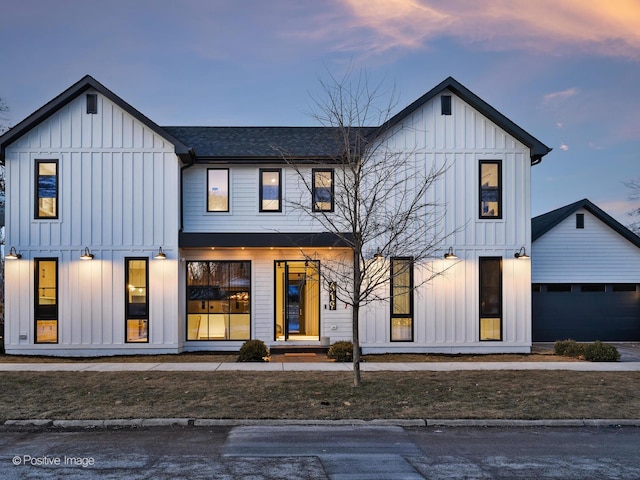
left=1, top=75, right=551, bottom=166
left=163, top=126, right=377, bottom=161
left=532, top=198, right=640, bottom=248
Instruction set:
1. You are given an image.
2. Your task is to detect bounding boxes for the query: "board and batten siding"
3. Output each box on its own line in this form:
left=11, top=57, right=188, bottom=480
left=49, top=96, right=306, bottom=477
left=359, top=90, right=533, bottom=353
left=4, top=90, right=181, bottom=355
left=532, top=208, right=640, bottom=283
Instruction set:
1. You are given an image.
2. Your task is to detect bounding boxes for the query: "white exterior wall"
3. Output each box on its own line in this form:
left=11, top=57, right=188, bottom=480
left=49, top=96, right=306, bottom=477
left=4, top=90, right=181, bottom=355
left=179, top=247, right=353, bottom=351
left=183, top=164, right=339, bottom=233
left=360, top=91, right=533, bottom=353
left=532, top=207, right=640, bottom=283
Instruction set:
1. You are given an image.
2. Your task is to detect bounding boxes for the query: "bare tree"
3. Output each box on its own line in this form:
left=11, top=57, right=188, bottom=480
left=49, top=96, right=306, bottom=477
left=0, top=97, right=7, bottom=333
left=280, top=69, right=449, bottom=386
left=625, top=179, right=640, bottom=234
left=0, top=97, right=8, bottom=135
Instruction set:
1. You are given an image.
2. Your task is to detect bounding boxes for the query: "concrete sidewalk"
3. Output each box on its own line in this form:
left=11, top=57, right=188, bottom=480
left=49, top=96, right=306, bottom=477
left=1, top=361, right=639, bottom=372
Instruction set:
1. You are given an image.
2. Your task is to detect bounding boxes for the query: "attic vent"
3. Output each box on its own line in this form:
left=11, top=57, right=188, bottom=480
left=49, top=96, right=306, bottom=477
left=441, top=95, right=452, bottom=115
left=576, top=213, right=584, bottom=229
left=86, top=94, right=98, bottom=114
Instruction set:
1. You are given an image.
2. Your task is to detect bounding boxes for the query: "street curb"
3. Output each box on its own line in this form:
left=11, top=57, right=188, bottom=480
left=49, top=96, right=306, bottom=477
left=4, top=418, right=640, bottom=428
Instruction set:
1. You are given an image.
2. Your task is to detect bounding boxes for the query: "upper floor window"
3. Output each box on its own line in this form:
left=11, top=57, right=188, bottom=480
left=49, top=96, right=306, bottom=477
left=35, top=160, right=58, bottom=219
left=479, top=160, right=501, bottom=219
left=312, top=168, right=334, bottom=212
left=259, top=169, right=282, bottom=212
left=207, top=168, right=229, bottom=212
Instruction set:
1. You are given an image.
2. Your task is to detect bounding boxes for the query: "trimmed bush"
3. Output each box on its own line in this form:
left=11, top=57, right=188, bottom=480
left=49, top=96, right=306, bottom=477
left=554, top=339, right=584, bottom=358
left=238, top=340, right=269, bottom=362
left=583, top=341, right=620, bottom=362
left=327, top=341, right=354, bottom=362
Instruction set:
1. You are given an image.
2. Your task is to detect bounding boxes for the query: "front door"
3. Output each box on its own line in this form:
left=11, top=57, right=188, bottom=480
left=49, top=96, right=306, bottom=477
left=275, top=260, right=320, bottom=341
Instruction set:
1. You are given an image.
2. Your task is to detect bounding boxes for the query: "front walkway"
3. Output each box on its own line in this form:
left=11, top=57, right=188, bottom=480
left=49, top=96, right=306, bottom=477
left=0, top=361, right=639, bottom=372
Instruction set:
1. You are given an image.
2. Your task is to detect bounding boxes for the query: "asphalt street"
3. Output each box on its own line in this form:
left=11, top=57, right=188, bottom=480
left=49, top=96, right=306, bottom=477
left=1, top=425, right=639, bottom=479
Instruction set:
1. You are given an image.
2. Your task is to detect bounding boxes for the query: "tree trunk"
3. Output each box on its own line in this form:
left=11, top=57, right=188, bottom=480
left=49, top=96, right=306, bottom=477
left=352, top=249, right=361, bottom=387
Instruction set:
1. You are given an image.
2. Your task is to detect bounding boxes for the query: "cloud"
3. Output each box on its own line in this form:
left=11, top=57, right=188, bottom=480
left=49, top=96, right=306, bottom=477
left=559, top=143, right=569, bottom=151
left=336, top=0, right=640, bottom=60
left=543, top=88, right=579, bottom=105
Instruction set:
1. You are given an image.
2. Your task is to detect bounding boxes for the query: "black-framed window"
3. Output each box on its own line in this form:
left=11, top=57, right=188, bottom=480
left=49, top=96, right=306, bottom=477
left=207, top=168, right=229, bottom=212
left=479, top=257, right=502, bottom=341
left=125, top=258, right=149, bottom=343
left=259, top=169, right=282, bottom=212
left=312, top=168, right=334, bottom=212
left=390, top=257, right=413, bottom=341
left=479, top=160, right=501, bottom=219
left=35, top=159, right=58, bottom=219
left=186, top=261, right=251, bottom=341
left=576, top=213, right=585, bottom=229
left=35, top=258, right=58, bottom=344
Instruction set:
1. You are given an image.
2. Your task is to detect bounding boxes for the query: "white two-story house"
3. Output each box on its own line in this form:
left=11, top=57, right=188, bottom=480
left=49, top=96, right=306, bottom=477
left=0, top=75, right=550, bottom=356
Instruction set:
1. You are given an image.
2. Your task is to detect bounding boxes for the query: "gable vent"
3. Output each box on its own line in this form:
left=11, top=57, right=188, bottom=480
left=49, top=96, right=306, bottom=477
left=86, top=93, right=98, bottom=114
left=441, top=95, right=452, bottom=115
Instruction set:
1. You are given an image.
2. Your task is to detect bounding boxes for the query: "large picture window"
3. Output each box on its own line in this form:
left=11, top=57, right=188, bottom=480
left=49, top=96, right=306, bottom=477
left=207, top=168, right=229, bottom=212
left=35, top=160, right=58, bottom=219
left=390, top=257, right=414, bottom=341
left=259, top=169, right=282, bottom=212
left=125, top=258, right=149, bottom=343
left=479, top=257, right=502, bottom=341
left=35, top=258, right=58, bottom=343
left=187, top=261, right=251, bottom=341
left=312, top=169, right=334, bottom=212
left=479, top=160, right=501, bottom=219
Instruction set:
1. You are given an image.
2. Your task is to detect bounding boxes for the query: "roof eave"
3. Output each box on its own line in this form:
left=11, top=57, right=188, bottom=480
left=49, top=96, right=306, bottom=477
left=0, top=75, right=192, bottom=163
left=376, top=76, right=552, bottom=165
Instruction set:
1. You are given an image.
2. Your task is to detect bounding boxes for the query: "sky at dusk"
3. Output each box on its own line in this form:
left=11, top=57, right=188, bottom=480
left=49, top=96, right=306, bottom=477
left=1, top=0, right=638, bottom=224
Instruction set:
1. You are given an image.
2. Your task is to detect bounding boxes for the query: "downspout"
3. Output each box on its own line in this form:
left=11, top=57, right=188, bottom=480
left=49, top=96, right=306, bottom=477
left=180, top=148, right=197, bottom=233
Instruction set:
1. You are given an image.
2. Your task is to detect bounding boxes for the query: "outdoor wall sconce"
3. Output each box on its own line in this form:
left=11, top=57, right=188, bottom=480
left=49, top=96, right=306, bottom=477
left=514, top=247, right=530, bottom=259
left=5, top=247, right=22, bottom=260
left=154, top=247, right=167, bottom=260
left=443, top=247, right=457, bottom=259
left=80, top=247, right=95, bottom=260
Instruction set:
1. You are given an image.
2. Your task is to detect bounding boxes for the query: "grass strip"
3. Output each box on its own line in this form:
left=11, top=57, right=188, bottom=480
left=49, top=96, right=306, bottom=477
left=1, top=371, right=638, bottom=421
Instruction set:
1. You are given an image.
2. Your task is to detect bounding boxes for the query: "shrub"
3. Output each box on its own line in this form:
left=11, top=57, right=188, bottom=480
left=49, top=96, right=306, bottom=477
left=583, top=341, right=620, bottom=362
left=238, top=340, right=269, bottom=362
left=327, top=341, right=354, bottom=362
left=554, top=339, right=584, bottom=358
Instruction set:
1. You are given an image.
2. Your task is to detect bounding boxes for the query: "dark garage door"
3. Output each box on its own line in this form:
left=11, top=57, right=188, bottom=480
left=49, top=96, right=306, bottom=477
left=533, top=283, right=640, bottom=342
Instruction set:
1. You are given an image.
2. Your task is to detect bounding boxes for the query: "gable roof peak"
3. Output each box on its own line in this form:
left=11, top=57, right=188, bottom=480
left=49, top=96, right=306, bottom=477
left=532, top=198, right=640, bottom=249
left=0, top=74, right=192, bottom=163
left=377, top=76, right=551, bottom=165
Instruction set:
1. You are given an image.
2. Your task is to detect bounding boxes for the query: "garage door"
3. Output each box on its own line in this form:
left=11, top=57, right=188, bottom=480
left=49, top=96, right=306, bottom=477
left=532, top=283, right=640, bottom=342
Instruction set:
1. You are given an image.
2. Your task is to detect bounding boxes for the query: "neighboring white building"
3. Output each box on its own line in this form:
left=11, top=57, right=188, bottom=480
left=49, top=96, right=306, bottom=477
left=532, top=199, right=640, bottom=341
left=0, top=75, right=551, bottom=356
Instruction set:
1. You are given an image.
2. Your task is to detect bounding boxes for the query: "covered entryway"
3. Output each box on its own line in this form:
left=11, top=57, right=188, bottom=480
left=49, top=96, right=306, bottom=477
left=532, top=283, right=640, bottom=341
left=275, top=260, right=320, bottom=341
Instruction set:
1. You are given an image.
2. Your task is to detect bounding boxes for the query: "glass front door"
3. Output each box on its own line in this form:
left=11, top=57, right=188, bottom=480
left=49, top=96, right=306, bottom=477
left=275, top=260, right=320, bottom=341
